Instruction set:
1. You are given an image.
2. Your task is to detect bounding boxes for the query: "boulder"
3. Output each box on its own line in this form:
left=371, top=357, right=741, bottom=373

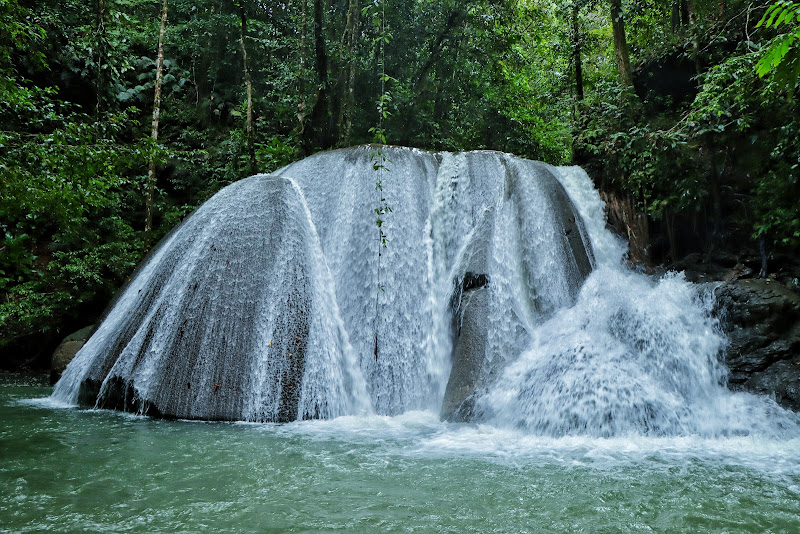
left=50, top=326, right=94, bottom=385
left=713, top=279, right=800, bottom=410
left=441, top=285, right=490, bottom=421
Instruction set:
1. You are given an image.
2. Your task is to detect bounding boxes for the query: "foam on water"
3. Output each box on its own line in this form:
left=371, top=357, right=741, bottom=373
left=233, top=409, right=800, bottom=475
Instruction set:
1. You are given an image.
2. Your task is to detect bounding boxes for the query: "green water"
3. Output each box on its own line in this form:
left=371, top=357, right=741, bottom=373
left=2, top=376, right=800, bottom=533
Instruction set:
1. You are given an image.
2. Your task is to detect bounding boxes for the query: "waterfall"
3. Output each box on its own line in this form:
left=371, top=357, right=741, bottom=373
left=51, top=146, right=799, bottom=436
left=476, top=165, right=799, bottom=437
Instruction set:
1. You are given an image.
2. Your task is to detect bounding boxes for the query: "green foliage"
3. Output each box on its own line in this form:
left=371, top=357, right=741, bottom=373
left=684, top=49, right=799, bottom=247
left=756, top=1, right=800, bottom=93
left=578, top=20, right=800, bottom=256
left=0, top=97, right=147, bottom=343
left=3, top=0, right=800, bottom=358
left=576, top=81, right=700, bottom=218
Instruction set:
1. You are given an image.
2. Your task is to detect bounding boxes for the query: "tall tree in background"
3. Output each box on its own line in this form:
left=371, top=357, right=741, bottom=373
left=95, top=0, right=107, bottom=114
left=338, top=0, right=361, bottom=146
left=609, top=0, right=632, bottom=89
left=145, top=0, right=168, bottom=240
left=572, top=0, right=584, bottom=102
left=238, top=1, right=256, bottom=174
left=296, top=0, right=311, bottom=140
left=301, top=0, right=332, bottom=154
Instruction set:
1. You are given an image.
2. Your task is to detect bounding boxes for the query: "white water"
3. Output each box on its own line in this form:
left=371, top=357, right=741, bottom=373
left=476, top=165, right=800, bottom=437
left=51, top=146, right=800, bottom=438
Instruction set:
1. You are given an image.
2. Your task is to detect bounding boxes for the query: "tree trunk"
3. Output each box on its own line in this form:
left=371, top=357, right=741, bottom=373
left=194, top=3, right=215, bottom=109
left=687, top=0, right=702, bottom=74
left=412, top=10, right=461, bottom=95
left=609, top=0, right=633, bottom=89
left=759, top=235, right=769, bottom=278
left=296, top=0, right=310, bottom=141
left=572, top=1, right=584, bottom=102
left=239, top=2, right=256, bottom=174
left=95, top=0, right=107, bottom=115
left=145, top=0, right=168, bottom=241
left=671, top=1, right=680, bottom=33
left=301, top=0, right=331, bottom=154
left=665, top=208, right=678, bottom=264
left=337, top=0, right=361, bottom=146
left=707, top=139, right=723, bottom=246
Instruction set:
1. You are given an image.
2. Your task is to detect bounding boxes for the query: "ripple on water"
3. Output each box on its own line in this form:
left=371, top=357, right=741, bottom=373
left=3, top=388, right=800, bottom=532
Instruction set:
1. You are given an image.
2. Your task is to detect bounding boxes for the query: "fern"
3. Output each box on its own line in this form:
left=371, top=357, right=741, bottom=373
left=756, top=1, right=800, bottom=93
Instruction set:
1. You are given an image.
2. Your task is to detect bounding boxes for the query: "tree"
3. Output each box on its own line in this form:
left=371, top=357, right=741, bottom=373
left=145, top=0, right=169, bottom=240
left=238, top=1, right=256, bottom=173
left=609, top=0, right=633, bottom=89
left=301, top=0, right=332, bottom=154
left=96, top=0, right=107, bottom=114
left=338, top=0, right=362, bottom=146
left=572, top=0, right=585, bottom=102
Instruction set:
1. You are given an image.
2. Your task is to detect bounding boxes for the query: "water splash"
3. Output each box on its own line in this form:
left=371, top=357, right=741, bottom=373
left=478, top=166, right=800, bottom=438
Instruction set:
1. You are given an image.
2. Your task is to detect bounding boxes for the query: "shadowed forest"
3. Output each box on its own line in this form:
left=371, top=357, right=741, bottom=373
left=1, top=0, right=799, bottom=368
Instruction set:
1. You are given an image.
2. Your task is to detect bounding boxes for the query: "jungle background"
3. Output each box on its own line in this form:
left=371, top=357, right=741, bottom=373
left=1, top=0, right=798, bottom=369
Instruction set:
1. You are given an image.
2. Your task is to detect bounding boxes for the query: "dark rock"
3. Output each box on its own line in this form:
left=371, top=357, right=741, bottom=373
left=441, top=288, right=489, bottom=422
left=441, top=210, right=495, bottom=422
left=745, top=359, right=800, bottom=412
left=713, top=279, right=800, bottom=411
left=439, top=159, right=595, bottom=422
left=462, top=272, right=489, bottom=292
left=50, top=326, right=94, bottom=385
left=675, top=253, right=753, bottom=284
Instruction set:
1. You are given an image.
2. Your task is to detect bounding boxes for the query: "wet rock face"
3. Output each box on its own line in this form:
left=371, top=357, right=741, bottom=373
left=714, top=279, right=800, bottom=411
left=53, top=147, right=597, bottom=423
left=437, top=160, right=595, bottom=423
left=441, top=285, right=489, bottom=422
left=50, top=326, right=94, bottom=385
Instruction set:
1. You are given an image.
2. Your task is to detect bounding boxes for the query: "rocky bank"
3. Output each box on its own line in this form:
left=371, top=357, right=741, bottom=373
left=711, top=279, right=800, bottom=411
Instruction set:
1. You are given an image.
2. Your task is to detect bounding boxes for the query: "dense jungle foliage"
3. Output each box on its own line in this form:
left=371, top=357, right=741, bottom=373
left=1, top=0, right=799, bottom=368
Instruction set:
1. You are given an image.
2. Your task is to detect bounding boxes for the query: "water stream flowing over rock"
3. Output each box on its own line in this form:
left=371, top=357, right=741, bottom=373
left=52, top=146, right=800, bottom=436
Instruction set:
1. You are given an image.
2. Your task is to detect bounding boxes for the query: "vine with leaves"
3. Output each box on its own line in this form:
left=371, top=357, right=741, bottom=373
left=363, top=0, right=393, bottom=360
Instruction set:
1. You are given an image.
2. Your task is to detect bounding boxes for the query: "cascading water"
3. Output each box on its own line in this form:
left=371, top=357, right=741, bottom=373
left=476, top=165, right=799, bottom=437
left=52, top=146, right=799, bottom=437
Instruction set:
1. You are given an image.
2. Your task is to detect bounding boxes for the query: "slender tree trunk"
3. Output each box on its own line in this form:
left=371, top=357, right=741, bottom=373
left=671, top=0, right=680, bottom=33
left=412, top=10, right=461, bottom=95
left=572, top=1, right=584, bottom=102
left=95, top=0, right=107, bottom=115
left=665, top=208, right=678, bottom=264
left=707, top=139, right=723, bottom=245
left=195, top=3, right=215, bottom=108
left=239, top=3, right=256, bottom=174
left=145, top=0, right=168, bottom=241
left=302, top=0, right=331, bottom=154
left=687, top=0, right=702, bottom=74
left=609, top=0, right=633, bottom=89
left=297, top=0, right=310, bottom=143
left=758, top=235, right=769, bottom=278
left=338, top=0, right=361, bottom=146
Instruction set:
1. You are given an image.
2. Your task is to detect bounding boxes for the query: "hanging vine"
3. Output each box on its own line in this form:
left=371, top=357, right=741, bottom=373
left=364, top=0, right=393, bottom=360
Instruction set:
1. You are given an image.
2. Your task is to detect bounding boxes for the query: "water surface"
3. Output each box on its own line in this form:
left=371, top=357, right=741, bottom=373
left=3, top=376, right=799, bottom=533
